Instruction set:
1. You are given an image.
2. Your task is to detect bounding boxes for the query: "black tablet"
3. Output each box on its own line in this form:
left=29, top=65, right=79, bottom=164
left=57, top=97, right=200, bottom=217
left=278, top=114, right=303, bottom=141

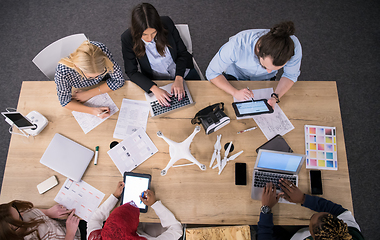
left=232, top=99, right=274, bottom=117
left=120, top=172, right=151, bottom=213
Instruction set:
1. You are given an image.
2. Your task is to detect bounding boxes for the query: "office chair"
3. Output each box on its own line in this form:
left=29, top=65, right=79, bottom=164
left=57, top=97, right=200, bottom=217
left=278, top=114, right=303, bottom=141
left=32, top=33, right=87, bottom=80
left=175, top=24, right=205, bottom=80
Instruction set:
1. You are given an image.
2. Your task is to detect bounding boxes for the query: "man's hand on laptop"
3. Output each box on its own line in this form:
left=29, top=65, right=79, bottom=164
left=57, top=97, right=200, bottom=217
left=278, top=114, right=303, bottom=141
left=262, top=182, right=279, bottom=208
left=279, top=178, right=306, bottom=204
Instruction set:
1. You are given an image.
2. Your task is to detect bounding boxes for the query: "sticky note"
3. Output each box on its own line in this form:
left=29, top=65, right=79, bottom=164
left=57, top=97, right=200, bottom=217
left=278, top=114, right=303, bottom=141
left=310, top=159, right=317, bottom=166
left=318, top=152, right=325, bottom=159
left=310, top=151, right=317, bottom=158
left=326, top=137, right=332, bottom=143
left=325, top=128, right=332, bottom=135
left=326, top=152, right=333, bottom=159
left=310, top=128, right=316, bottom=134
left=318, top=144, right=325, bottom=150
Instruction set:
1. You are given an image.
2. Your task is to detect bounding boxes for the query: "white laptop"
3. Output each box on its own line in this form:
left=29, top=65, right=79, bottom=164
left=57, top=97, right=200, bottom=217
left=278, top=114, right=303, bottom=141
left=145, top=81, right=195, bottom=118
left=251, top=149, right=305, bottom=202
left=40, top=133, right=94, bottom=182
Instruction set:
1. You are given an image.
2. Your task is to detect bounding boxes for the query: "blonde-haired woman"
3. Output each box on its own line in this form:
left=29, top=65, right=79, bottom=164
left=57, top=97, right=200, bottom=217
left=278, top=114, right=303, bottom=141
left=55, top=41, right=125, bottom=118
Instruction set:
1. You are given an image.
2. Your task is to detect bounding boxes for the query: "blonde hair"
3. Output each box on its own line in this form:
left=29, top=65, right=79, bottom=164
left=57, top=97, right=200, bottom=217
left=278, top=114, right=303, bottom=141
left=59, top=40, right=114, bottom=78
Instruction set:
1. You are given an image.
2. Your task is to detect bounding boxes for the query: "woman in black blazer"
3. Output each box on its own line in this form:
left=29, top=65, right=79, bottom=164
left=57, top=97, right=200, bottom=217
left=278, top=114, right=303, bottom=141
left=121, top=3, right=200, bottom=106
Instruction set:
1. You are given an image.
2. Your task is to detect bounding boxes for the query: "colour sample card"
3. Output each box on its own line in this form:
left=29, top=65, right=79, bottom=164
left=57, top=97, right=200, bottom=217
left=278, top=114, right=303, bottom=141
left=305, top=125, right=337, bottom=170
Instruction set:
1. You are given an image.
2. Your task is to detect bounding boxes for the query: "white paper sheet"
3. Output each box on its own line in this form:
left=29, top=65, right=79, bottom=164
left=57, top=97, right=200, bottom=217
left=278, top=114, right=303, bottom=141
left=113, top=99, right=150, bottom=140
left=72, top=93, right=119, bottom=134
left=108, top=128, right=158, bottom=175
left=234, top=88, right=294, bottom=140
left=54, top=178, right=105, bottom=222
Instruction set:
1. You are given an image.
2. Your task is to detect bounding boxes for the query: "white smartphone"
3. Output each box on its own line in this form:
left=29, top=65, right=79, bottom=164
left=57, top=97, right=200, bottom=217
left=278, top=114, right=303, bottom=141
left=37, top=176, right=58, bottom=194
left=1, top=112, right=35, bottom=129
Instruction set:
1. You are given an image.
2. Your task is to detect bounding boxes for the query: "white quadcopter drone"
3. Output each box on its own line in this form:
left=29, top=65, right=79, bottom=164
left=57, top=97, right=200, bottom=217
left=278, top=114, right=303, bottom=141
left=157, top=126, right=206, bottom=176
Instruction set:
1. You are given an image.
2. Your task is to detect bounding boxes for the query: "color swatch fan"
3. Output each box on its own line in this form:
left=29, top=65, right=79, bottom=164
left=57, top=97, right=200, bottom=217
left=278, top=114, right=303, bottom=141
left=304, top=125, right=337, bottom=170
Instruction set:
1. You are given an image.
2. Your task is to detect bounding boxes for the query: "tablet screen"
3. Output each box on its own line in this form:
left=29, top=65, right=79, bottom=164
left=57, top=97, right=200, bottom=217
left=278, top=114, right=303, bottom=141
left=236, top=101, right=270, bottom=114
left=3, top=112, right=34, bottom=128
left=121, top=173, right=151, bottom=210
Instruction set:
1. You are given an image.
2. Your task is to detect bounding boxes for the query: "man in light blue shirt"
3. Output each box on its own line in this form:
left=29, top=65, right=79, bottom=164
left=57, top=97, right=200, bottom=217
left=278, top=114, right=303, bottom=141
left=206, top=21, right=302, bottom=107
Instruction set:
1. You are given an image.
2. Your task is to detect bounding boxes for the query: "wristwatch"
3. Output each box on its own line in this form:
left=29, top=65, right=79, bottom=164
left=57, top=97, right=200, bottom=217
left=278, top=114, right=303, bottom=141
left=260, top=205, right=271, bottom=214
left=270, top=93, right=280, bottom=103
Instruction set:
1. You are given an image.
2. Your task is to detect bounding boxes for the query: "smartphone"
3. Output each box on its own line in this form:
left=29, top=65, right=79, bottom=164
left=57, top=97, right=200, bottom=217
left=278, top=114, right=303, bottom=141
left=235, top=163, right=247, bottom=185
left=1, top=112, right=35, bottom=129
left=37, top=176, right=58, bottom=194
left=310, top=170, right=323, bottom=195
left=120, top=172, right=151, bottom=213
left=232, top=99, right=274, bottom=117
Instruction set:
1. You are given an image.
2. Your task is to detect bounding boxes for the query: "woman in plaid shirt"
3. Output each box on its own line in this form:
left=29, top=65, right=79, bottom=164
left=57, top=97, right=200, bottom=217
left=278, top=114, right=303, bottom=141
left=54, top=40, right=125, bottom=118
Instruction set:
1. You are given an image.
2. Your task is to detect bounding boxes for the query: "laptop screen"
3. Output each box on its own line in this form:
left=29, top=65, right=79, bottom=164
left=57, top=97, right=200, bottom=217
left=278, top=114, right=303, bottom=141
left=257, top=150, right=304, bottom=173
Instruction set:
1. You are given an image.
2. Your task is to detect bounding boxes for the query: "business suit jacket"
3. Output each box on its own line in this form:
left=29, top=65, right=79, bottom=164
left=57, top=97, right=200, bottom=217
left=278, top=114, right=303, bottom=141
left=121, top=16, right=194, bottom=93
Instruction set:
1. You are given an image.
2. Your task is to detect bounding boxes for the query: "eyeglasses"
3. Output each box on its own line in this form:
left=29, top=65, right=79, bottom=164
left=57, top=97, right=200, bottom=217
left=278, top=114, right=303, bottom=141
left=79, top=68, right=108, bottom=81
left=12, top=203, right=23, bottom=231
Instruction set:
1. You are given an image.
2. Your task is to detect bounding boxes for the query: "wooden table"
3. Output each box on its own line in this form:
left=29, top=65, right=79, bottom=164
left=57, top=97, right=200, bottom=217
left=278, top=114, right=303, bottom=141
left=0, top=81, right=353, bottom=225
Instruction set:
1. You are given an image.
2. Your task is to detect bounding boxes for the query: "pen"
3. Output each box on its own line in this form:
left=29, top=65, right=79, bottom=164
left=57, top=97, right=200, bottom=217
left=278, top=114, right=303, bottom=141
left=94, top=146, right=99, bottom=165
left=140, top=192, right=145, bottom=204
left=237, top=126, right=257, bottom=134
left=97, top=110, right=109, bottom=117
left=246, top=87, right=254, bottom=102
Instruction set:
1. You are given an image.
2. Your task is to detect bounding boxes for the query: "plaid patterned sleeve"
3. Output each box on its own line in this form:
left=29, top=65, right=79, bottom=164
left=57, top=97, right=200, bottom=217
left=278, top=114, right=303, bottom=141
left=91, top=41, right=125, bottom=91
left=54, top=63, right=76, bottom=107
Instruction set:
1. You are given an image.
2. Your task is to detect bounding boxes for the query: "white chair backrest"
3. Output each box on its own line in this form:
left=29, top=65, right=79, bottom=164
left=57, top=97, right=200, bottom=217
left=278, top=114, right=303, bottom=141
left=32, top=33, right=87, bottom=80
left=175, top=24, right=193, bottom=54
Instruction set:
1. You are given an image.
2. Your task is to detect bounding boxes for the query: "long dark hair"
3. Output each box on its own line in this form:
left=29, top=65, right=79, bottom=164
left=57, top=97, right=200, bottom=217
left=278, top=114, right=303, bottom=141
left=131, top=3, right=169, bottom=58
left=0, top=200, right=45, bottom=240
left=255, top=21, right=295, bottom=66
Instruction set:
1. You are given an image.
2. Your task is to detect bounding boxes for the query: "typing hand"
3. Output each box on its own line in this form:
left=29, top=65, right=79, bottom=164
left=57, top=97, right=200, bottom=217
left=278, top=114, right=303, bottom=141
left=151, top=86, right=172, bottom=107
left=262, top=182, right=279, bottom=208
left=233, top=88, right=254, bottom=101
left=139, top=189, right=156, bottom=206
left=171, top=76, right=185, bottom=101
left=278, top=178, right=305, bottom=204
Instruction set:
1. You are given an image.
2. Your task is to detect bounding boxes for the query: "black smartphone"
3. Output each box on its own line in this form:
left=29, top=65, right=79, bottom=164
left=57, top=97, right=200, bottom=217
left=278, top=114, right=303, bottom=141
left=310, top=170, right=323, bottom=195
left=235, top=162, right=247, bottom=185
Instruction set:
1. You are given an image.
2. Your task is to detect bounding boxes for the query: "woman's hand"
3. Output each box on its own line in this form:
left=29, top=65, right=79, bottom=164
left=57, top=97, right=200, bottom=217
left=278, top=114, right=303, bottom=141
left=45, top=204, right=71, bottom=219
left=139, top=189, right=156, bottom=206
left=279, top=178, right=306, bottom=204
left=65, top=210, right=80, bottom=239
left=72, top=89, right=94, bottom=102
left=233, top=88, right=254, bottom=101
left=113, top=181, right=125, bottom=199
left=92, top=107, right=110, bottom=119
left=171, top=76, right=185, bottom=101
left=262, top=182, right=279, bottom=208
left=151, top=85, right=172, bottom=107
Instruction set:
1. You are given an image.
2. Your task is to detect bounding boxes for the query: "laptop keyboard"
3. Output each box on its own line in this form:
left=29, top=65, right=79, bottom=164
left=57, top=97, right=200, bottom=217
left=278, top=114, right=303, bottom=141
left=151, top=92, right=191, bottom=116
left=254, top=171, right=296, bottom=190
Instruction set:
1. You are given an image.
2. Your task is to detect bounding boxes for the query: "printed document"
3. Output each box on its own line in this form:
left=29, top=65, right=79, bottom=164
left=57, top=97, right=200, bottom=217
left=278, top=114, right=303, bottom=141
left=113, top=99, right=150, bottom=140
left=234, top=88, right=294, bottom=140
left=72, top=93, right=119, bottom=134
left=108, top=128, right=158, bottom=175
left=54, top=178, right=105, bottom=222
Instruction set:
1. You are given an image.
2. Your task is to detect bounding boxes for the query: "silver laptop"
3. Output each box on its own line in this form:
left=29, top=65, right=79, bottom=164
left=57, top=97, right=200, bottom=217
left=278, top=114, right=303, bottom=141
left=40, top=133, right=94, bottom=182
left=251, top=149, right=305, bottom=201
left=145, top=81, right=195, bottom=118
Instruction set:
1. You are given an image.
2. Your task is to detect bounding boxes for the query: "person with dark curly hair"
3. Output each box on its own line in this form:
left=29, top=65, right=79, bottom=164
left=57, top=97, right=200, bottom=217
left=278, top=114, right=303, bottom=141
left=257, top=180, right=364, bottom=240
